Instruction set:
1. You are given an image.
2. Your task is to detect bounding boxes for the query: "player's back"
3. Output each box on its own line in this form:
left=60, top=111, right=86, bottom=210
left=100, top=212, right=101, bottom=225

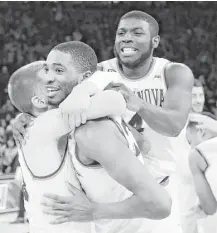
left=72, top=116, right=165, bottom=233
left=19, top=111, right=91, bottom=233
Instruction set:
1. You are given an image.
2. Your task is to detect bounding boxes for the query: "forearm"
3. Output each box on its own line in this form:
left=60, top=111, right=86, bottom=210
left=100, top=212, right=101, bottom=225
left=192, top=172, right=217, bottom=215
left=93, top=194, right=168, bottom=220
left=138, top=101, right=186, bottom=137
left=86, top=90, right=126, bottom=119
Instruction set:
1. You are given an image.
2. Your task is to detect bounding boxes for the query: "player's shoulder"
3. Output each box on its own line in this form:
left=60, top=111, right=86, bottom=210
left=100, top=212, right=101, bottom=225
left=34, top=109, right=59, bottom=126
left=164, top=61, right=194, bottom=86
left=165, top=61, right=193, bottom=75
left=97, top=58, right=118, bottom=72
left=27, top=109, right=59, bottom=138
left=75, top=118, right=121, bottom=143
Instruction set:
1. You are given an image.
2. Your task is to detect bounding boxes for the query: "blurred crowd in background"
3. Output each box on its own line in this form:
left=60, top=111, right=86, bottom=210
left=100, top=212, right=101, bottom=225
left=0, top=1, right=216, bottom=174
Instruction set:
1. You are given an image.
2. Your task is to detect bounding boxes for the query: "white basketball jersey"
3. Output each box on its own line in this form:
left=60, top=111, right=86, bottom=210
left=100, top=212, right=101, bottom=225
left=18, top=118, right=91, bottom=233
left=71, top=116, right=163, bottom=233
left=99, top=57, right=176, bottom=179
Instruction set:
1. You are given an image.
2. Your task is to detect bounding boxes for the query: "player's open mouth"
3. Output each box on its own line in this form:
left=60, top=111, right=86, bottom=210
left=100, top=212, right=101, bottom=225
left=121, top=48, right=137, bottom=56
left=46, top=86, right=60, bottom=97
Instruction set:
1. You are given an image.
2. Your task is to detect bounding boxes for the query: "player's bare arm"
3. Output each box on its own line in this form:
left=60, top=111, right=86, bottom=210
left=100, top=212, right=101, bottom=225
left=117, top=63, right=194, bottom=137
left=42, top=119, right=171, bottom=222
left=189, top=149, right=217, bottom=215
left=12, top=88, right=126, bottom=144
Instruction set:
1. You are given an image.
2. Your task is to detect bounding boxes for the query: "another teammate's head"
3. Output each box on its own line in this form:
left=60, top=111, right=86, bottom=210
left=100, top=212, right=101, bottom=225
left=186, top=112, right=217, bottom=147
left=8, top=61, right=48, bottom=117
left=191, top=79, right=205, bottom=113
left=44, top=41, right=98, bottom=107
left=114, top=10, right=160, bottom=69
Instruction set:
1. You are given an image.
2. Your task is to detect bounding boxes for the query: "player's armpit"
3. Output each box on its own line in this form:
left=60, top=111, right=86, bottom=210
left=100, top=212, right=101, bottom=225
left=75, top=119, right=171, bottom=220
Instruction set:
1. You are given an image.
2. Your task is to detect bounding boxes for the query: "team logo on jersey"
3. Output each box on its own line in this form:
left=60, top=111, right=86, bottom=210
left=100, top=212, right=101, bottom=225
left=154, top=75, right=161, bottom=79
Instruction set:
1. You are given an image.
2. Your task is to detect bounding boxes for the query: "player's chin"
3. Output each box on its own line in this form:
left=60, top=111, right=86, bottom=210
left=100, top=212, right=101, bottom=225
left=48, top=96, right=65, bottom=107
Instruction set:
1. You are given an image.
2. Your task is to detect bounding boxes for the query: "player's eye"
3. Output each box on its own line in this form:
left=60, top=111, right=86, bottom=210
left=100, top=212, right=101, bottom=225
left=134, top=31, right=143, bottom=35
left=55, top=68, right=64, bottom=74
left=44, top=66, right=49, bottom=73
left=117, top=31, right=125, bottom=36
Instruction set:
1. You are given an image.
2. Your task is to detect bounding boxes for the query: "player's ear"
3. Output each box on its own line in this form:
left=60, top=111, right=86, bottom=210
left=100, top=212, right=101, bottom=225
left=31, top=96, right=47, bottom=109
left=152, top=35, right=160, bottom=49
left=78, top=70, right=92, bottom=84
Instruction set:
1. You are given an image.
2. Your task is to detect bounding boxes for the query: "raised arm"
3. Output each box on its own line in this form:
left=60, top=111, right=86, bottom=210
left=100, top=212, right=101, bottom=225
left=35, top=90, right=126, bottom=142
left=74, top=119, right=171, bottom=220
left=59, top=71, right=119, bottom=113
left=117, top=63, right=194, bottom=137
left=139, top=63, right=193, bottom=136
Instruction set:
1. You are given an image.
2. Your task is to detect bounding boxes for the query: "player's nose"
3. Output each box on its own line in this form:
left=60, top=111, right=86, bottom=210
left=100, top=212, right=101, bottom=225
left=121, top=32, right=133, bottom=43
left=44, top=71, right=55, bottom=83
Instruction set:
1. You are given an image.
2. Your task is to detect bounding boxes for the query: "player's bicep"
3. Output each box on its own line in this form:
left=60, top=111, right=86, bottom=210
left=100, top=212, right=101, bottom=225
left=164, top=63, right=194, bottom=115
left=75, top=120, right=162, bottom=195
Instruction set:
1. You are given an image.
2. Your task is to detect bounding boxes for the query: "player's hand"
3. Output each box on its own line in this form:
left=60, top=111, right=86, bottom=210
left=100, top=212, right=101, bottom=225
left=12, top=113, right=34, bottom=147
left=189, top=113, right=217, bottom=133
left=61, top=110, right=87, bottom=130
left=188, top=204, right=207, bottom=219
left=41, top=182, right=94, bottom=223
left=111, top=83, right=143, bottom=112
left=138, top=131, right=151, bottom=155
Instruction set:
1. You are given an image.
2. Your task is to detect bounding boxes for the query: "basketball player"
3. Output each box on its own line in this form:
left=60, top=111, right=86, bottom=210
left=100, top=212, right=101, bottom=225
left=7, top=60, right=128, bottom=233
left=191, top=79, right=205, bottom=114
left=94, top=10, right=193, bottom=233
left=187, top=112, right=217, bottom=233
left=11, top=42, right=171, bottom=233
left=173, top=79, right=207, bottom=233
left=37, top=44, right=171, bottom=233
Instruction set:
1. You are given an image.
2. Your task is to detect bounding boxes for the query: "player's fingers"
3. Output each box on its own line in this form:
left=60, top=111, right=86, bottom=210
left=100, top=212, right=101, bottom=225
left=68, top=113, right=75, bottom=130
left=43, top=209, right=69, bottom=217
left=41, top=201, right=72, bottom=211
left=75, top=112, right=82, bottom=128
left=12, top=129, right=22, bottom=147
left=111, top=82, right=123, bottom=87
left=43, top=193, right=72, bottom=203
left=81, top=110, right=87, bottom=125
left=119, top=90, right=129, bottom=101
left=50, top=217, right=69, bottom=224
left=14, top=138, right=21, bottom=148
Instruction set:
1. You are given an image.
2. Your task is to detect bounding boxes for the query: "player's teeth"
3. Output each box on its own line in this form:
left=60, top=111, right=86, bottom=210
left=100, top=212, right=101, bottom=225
left=123, top=48, right=136, bottom=52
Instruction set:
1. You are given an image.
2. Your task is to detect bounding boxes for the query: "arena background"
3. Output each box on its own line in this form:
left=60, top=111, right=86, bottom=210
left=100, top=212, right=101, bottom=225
left=0, top=1, right=216, bottom=232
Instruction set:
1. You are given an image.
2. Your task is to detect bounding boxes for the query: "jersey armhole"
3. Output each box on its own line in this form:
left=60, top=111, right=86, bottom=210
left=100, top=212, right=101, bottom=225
left=195, top=148, right=209, bottom=170
left=19, top=139, right=68, bottom=180
left=163, top=61, right=173, bottom=89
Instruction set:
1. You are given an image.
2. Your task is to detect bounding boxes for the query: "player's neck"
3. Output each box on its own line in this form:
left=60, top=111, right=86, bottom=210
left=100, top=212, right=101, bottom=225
left=120, top=56, right=154, bottom=80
